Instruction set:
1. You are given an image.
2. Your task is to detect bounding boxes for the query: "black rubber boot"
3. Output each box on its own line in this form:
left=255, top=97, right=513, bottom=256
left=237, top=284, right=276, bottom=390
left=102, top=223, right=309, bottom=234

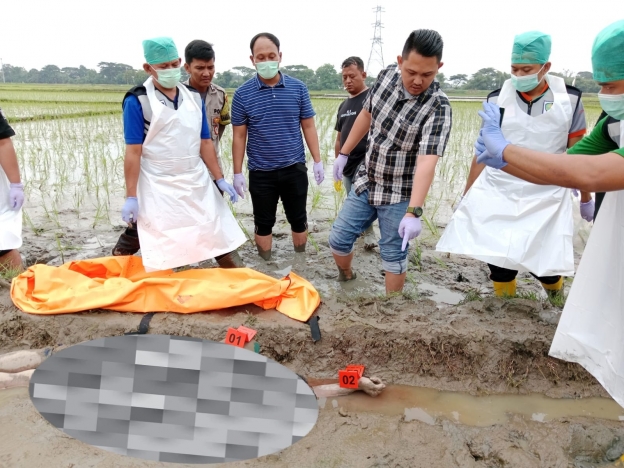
left=112, top=223, right=140, bottom=256
left=215, top=251, right=245, bottom=268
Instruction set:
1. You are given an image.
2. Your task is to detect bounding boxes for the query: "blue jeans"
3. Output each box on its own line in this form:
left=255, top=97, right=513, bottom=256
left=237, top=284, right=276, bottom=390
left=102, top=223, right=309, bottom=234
left=343, top=174, right=354, bottom=197
left=329, top=188, right=409, bottom=274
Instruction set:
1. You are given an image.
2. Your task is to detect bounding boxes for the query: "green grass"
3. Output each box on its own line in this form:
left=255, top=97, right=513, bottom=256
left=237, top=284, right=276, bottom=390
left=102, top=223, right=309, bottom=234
left=0, top=265, right=22, bottom=281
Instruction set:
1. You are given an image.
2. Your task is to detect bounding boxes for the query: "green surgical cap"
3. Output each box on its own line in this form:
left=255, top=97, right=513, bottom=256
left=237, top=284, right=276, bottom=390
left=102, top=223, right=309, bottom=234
left=592, top=20, right=624, bottom=83
left=511, top=31, right=551, bottom=64
left=142, top=37, right=179, bottom=65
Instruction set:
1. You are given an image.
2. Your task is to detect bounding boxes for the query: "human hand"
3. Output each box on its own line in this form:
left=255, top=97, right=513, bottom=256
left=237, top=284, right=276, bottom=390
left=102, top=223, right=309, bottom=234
left=580, top=199, right=595, bottom=222
left=477, top=102, right=511, bottom=168
left=474, top=131, right=486, bottom=157
left=398, top=215, right=422, bottom=251
left=313, top=161, right=324, bottom=185
left=333, top=154, right=348, bottom=181
left=121, top=197, right=138, bottom=223
left=233, top=173, right=246, bottom=199
left=8, top=183, right=24, bottom=211
left=216, top=178, right=239, bottom=203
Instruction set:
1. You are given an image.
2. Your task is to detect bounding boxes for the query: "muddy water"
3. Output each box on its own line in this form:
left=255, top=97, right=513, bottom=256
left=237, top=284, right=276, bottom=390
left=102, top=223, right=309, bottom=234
left=417, top=282, right=464, bottom=305
left=5, top=379, right=621, bottom=428
left=315, top=382, right=624, bottom=427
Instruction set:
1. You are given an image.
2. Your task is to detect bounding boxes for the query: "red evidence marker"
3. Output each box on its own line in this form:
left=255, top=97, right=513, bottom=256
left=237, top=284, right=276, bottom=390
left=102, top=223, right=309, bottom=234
left=338, top=369, right=360, bottom=389
left=237, top=326, right=257, bottom=342
left=345, top=365, right=365, bottom=378
left=225, top=328, right=247, bottom=348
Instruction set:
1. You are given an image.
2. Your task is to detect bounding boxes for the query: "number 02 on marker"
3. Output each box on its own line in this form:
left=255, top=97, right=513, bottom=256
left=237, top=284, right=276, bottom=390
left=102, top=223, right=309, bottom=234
left=338, top=370, right=360, bottom=389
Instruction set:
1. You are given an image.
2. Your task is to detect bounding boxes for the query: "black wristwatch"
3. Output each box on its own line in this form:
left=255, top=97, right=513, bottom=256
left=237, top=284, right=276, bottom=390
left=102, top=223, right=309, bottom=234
left=406, top=206, right=423, bottom=217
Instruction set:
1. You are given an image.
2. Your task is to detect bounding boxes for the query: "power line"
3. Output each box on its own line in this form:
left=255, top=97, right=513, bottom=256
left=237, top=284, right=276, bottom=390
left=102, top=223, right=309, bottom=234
left=366, top=6, right=385, bottom=76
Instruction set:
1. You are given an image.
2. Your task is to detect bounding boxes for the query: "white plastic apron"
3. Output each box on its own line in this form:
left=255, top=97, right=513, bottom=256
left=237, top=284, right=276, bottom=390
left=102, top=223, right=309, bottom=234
left=437, top=75, right=575, bottom=277
left=137, top=77, right=246, bottom=272
left=549, top=120, right=624, bottom=407
left=0, top=166, right=22, bottom=251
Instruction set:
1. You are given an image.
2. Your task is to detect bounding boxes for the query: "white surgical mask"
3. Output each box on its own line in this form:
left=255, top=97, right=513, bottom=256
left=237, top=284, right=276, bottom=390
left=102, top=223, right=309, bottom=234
left=151, top=66, right=181, bottom=89
left=598, top=93, right=624, bottom=120
left=511, top=65, right=546, bottom=93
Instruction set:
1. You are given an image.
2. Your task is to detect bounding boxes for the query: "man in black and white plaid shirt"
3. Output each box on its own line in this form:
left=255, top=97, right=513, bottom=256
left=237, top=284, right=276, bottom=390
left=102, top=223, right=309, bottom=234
left=329, top=30, right=452, bottom=293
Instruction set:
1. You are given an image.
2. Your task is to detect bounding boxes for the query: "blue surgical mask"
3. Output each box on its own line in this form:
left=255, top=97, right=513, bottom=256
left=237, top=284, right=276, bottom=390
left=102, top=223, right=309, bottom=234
left=598, top=93, right=624, bottom=120
left=151, top=66, right=181, bottom=89
left=511, top=65, right=546, bottom=93
left=255, top=61, right=280, bottom=80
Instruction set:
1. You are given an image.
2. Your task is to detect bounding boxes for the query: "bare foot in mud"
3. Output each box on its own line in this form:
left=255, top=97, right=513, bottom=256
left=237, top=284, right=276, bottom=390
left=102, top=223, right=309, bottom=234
left=312, top=376, right=386, bottom=398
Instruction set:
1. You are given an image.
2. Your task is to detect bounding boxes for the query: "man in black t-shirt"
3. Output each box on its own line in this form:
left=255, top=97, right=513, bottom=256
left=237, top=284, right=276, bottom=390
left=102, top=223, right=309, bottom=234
left=333, top=56, right=376, bottom=247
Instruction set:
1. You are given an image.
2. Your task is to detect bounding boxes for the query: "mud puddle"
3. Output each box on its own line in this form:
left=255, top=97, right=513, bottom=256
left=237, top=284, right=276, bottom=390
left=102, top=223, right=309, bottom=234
left=314, top=382, right=624, bottom=426
left=417, top=282, right=464, bottom=305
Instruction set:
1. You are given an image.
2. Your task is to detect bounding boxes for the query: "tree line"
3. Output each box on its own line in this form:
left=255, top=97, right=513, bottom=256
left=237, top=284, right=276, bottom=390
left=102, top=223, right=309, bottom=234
left=0, top=62, right=601, bottom=93
left=446, top=68, right=600, bottom=93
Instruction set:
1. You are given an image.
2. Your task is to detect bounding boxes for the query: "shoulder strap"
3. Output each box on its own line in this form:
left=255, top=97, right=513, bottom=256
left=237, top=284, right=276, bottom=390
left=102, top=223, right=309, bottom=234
left=124, top=86, right=152, bottom=124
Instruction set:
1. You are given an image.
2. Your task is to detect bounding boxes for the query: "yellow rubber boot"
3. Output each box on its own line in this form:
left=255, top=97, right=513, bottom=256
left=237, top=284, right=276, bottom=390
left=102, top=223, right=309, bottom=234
left=541, top=277, right=564, bottom=296
left=492, top=279, right=516, bottom=297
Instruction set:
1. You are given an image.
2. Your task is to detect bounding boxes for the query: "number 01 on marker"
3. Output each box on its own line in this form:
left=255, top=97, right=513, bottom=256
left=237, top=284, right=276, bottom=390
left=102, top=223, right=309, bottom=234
left=225, top=328, right=246, bottom=348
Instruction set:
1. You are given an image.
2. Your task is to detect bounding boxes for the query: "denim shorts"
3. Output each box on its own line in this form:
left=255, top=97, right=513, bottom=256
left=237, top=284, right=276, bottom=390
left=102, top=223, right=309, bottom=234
left=329, top=188, right=409, bottom=274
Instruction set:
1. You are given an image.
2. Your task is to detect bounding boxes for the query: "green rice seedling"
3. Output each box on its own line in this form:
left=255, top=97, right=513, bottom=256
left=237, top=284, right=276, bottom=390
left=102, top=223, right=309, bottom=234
left=307, top=233, right=321, bottom=254
left=432, top=255, right=449, bottom=269
left=0, top=264, right=23, bottom=281
left=54, top=233, right=66, bottom=264
left=408, top=240, right=423, bottom=270
left=309, top=183, right=324, bottom=212
left=460, top=288, right=483, bottom=304
left=515, top=290, right=541, bottom=301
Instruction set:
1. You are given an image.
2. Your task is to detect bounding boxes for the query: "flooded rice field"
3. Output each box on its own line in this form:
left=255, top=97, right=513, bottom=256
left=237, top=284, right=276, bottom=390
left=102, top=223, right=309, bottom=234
left=0, top=84, right=616, bottom=467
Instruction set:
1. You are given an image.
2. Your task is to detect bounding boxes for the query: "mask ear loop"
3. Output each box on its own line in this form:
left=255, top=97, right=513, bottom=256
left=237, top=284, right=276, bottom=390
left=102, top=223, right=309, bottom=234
left=537, top=64, right=547, bottom=84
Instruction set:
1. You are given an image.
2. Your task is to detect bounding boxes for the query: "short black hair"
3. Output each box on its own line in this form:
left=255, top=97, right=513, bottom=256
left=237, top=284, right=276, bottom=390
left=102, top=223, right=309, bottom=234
left=185, top=40, right=215, bottom=65
left=402, top=29, right=444, bottom=62
left=250, top=33, right=280, bottom=54
left=341, top=56, right=365, bottom=72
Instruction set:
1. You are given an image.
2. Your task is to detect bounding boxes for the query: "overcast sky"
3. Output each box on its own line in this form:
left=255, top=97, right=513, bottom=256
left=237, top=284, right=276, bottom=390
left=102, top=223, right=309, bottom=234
left=2, top=0, right=620, bottom=78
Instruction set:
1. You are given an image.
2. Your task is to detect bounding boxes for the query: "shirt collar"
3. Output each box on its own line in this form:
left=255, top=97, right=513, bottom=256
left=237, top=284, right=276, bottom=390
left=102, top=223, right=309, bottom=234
left=182, top=79, right=217, bottom=95
left=519, top=81, right=550, bottom=103
left=256, top=71, right=286, bottom=89
left=394, top=68, right=437, bottom=103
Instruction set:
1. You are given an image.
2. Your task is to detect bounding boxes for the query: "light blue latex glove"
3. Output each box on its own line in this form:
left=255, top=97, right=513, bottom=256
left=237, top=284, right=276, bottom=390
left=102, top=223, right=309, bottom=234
left=333, top=154, right=348, bottom=181
left=477, top=102, right=511, bottom=168
left=216, top=178, right=238, bottom=203
left=313, top=161, right=324, bottom=185
left=233, top=173, right=246, bottom=199
left=580, top=199, right=595, bottom=222
left=399, top=216, right=422, bottom=251
left=474, top=130, right=486, bottom=157
left=476, top=148, right=508, bottom=170
left=9, top=183, right=24, bottom=211
left=475, top=130, right=507, bottom=170
left=121, top=197, right=138, bottom=223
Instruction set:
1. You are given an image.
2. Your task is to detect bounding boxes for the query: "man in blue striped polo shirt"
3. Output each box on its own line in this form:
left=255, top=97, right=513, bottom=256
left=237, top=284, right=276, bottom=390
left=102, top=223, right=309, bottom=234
left=231, top=32, right=325, bottom=261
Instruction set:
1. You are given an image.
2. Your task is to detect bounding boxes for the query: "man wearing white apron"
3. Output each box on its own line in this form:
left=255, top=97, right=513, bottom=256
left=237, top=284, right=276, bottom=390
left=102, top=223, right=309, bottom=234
left=0, top=108, right=24, bottom=273
left=437, top=31, right=590, bottom=298
left=113, top=37, right=246, bottom=272
left=476, top=20, right=624, bottom=407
